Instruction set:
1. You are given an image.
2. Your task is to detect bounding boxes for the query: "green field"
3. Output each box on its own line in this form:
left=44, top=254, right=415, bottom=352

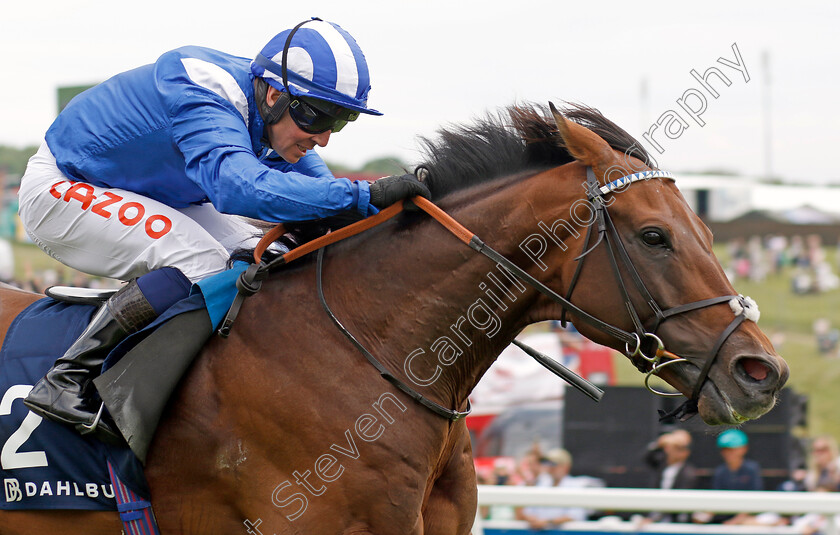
left=9, top=240, right=117, bottom=287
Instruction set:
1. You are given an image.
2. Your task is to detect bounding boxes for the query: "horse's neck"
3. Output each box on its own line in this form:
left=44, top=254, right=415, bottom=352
left=278, top=168, right=581, bottom=408
left=261, top=170, right=581, bottom=412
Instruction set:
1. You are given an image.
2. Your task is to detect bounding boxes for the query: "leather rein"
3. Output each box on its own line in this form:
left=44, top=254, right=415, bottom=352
left=219, top=167, right=758, bottom=422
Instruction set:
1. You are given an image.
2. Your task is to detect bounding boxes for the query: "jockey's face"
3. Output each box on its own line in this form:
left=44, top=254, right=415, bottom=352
left=264, top=86, right=332, bottom=163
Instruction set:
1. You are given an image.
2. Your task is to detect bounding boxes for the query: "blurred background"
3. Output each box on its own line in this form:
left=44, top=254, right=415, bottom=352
left=0, top=0, right=838, bottom=512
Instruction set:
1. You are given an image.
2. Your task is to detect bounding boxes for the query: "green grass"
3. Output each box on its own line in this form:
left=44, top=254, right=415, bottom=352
left=719, top=247, right=840, bottom=438
left=8, top=240, right=116, bottom=288
left=10, top=241, right=62, bottom=279
left=612, top=246, right=840, bottom=440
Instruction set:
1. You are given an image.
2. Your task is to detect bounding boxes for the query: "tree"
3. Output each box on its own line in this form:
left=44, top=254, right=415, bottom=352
left=0, top=145, right=39, bottom=178
left=359, top=156, right=409, bottom=176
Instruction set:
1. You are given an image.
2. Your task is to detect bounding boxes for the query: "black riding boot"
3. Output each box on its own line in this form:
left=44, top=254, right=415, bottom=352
left=23, top=279, right=157, bottom=442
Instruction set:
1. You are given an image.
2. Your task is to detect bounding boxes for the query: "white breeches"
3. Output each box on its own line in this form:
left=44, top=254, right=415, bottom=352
left=18, top=142, right=267, bottom=282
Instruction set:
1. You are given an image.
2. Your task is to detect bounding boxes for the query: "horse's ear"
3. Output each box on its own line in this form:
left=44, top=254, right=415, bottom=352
left=549, top=102, right=616, bottom=173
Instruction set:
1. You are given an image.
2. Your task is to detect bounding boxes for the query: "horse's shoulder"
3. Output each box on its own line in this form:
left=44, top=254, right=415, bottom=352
left=0, top=285, right=43, bottom=345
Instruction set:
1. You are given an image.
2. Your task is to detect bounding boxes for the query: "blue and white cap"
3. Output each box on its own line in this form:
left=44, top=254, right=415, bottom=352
left=251, top=18, right=381, bottom=115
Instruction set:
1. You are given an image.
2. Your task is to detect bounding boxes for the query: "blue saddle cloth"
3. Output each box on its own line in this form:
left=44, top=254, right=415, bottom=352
left=0, top=299, right=144, bottom=510
left=0, top=263, right=247, bottom=510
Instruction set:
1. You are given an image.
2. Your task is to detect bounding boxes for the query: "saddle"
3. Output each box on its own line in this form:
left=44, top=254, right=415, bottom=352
left=39, top=283, right=218, bottom=463
left=45, top=286, right=117, bottom=305
left=12, top=264, right=248, bottom=467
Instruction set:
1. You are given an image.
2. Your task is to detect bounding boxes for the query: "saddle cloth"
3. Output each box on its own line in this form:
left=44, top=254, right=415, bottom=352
left=0, top=299, right=146, bottom=510
left=0, top=262, right=247, bottom=510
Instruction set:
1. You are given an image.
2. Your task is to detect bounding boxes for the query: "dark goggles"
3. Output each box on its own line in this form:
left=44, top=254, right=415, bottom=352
left=288, top=96, right=359, bottom=134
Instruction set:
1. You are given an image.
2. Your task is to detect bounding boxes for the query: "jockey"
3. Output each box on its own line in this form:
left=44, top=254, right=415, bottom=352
left=17, top=17, right=430, bottom=441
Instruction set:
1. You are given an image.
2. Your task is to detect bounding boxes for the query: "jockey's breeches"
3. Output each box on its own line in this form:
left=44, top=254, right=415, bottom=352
left=18, top=142, right=266, bottom=282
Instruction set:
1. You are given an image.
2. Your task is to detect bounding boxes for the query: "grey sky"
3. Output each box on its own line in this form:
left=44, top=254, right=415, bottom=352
left=1, top=0, right=837, bottom=183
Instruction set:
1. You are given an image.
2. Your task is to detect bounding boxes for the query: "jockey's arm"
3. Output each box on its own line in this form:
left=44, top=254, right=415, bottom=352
left=169, top=85, right=375, bottom=221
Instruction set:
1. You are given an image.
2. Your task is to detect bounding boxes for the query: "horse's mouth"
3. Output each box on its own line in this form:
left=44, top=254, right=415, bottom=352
left=696, top=380, right=757, bottom=425
left=664, top=356, right=785, bottom=425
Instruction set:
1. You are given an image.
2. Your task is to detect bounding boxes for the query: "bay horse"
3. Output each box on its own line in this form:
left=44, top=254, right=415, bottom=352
left=0, top=103, right=788, bottom=534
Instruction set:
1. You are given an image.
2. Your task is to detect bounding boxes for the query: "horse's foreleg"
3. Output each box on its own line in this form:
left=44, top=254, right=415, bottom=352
left=422, top=423, right=477, bottom=535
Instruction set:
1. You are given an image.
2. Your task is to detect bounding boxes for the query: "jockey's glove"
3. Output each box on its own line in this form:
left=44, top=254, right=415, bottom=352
left=369, top=173, right=431, bottom=209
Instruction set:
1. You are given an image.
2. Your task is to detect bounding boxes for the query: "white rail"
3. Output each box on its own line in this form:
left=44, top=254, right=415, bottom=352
left=473, top=486, right=840, bottom=535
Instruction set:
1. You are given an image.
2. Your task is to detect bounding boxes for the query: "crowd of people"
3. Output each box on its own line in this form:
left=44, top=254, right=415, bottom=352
left=727, top=234, right=840, bottom=359
left=477, top=445, right=604, bottom=529
left=0, top=260, right=119, bottom=295
left=726, top=234, right=839, bottom=294
left=477, top=430, right=840, bottom=533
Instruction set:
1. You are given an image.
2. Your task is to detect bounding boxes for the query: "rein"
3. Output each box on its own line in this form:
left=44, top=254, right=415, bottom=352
left=220, top=167, right=758, bottom=422
left=315, top=247, right=471, bottom=421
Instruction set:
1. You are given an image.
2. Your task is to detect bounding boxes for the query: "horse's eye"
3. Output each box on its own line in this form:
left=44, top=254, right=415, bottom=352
left=642, top=229, right=666, bottom=246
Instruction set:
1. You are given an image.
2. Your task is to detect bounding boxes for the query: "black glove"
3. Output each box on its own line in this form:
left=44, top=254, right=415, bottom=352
left=368, top=174, right=431, bottom=209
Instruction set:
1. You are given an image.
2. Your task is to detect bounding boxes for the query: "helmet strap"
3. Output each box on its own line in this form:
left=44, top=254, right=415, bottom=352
left=256, top=77, right=291, bottom=125
left=258, top=17, right=321, bottom=126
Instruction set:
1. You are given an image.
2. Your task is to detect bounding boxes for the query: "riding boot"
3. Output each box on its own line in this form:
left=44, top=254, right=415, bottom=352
left=23, top=279, right=158, bottom=442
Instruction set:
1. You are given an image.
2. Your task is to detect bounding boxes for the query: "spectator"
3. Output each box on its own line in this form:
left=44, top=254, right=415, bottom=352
left=774, top=437, right=840, bottom=534
left=516, top=448, right=543, bottom=487
left=644, top=430, right=699, bottom=523
left=766, top=235, right=788, bottom=274
left=491, top=457, right=514, bottom=486
left=646, top=430, right=699, bottom=490
left=805, top=436, right=840, bottom=492
left=710, top=429, right=763, bottom=525
left=814, top=319, right=840, bottom=357
left=777, top=468, right=807, bottom=492
left=485, top=458, right=517, bottom=521
left=516, top=448, right=591, bottom=530
left=712, top=429, right=763, bottom=491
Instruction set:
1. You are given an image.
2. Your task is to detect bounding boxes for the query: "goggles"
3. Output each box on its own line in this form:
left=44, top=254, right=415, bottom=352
left=288, top=96, right=359, bottom=134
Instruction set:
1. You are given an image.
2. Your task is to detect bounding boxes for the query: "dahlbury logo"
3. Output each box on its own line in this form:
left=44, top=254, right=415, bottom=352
left=4, top=479, right=23, bottom=502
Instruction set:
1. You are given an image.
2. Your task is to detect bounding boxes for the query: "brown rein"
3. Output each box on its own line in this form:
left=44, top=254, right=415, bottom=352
left=236, top=171, right=752, bottom=422
left=252, top=197, right=473, bottom=265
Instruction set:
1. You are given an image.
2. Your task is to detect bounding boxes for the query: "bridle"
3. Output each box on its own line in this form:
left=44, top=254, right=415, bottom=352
left=557, top=167, right=760, bottom=419
left=221, top=165, right=760, bottom=422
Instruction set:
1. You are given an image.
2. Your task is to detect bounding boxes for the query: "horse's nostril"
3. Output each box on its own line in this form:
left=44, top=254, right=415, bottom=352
left=739, top=357, right=770, bottom=382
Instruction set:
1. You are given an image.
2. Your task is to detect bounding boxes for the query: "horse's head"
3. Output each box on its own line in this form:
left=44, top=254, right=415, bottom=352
left=543, top=104, right=789, bottom=425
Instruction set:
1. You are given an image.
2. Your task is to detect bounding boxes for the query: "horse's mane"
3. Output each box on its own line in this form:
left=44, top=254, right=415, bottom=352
left=230, top=102, right=653, bottom=266
left=417, top=102, right=653, bottom=199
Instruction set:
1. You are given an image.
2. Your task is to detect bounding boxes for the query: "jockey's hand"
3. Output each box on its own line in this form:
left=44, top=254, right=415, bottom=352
left=369, top=174, right=431, bottom=209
